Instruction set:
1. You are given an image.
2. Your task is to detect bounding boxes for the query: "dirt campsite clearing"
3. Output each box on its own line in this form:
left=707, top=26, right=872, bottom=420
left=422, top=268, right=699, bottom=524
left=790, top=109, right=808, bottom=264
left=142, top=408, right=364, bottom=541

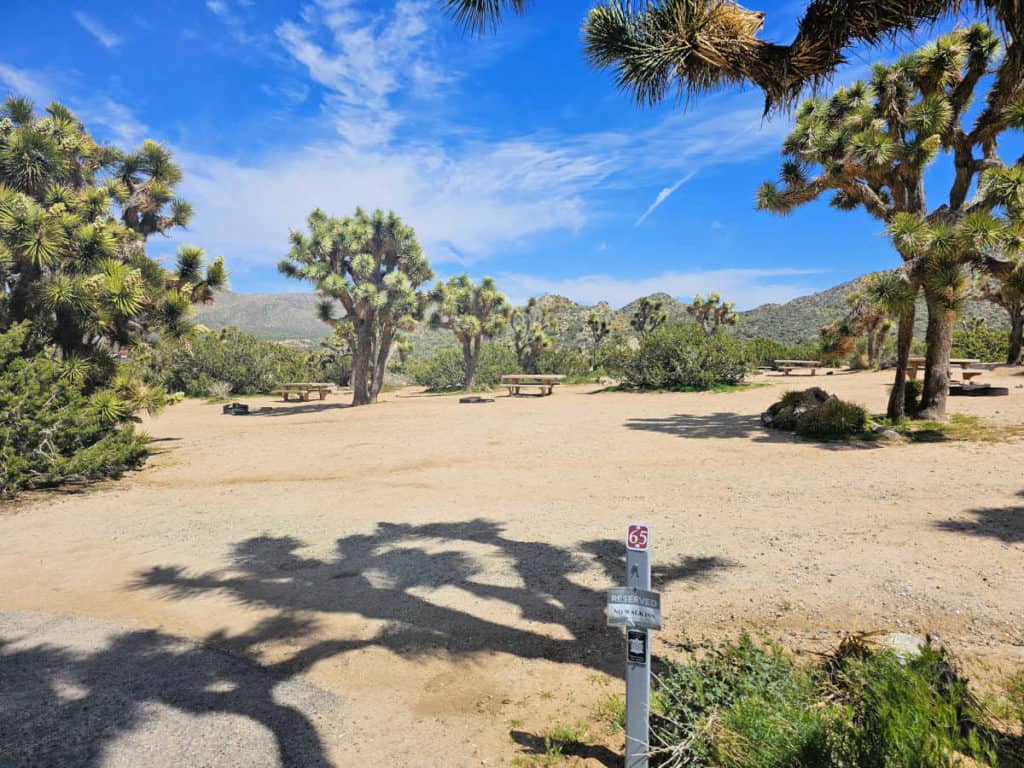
left=2, top=370, right=1023, bottom=767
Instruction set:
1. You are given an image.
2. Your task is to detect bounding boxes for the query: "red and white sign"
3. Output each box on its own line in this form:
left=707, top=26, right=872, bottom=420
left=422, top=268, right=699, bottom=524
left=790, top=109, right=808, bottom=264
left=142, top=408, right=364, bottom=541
left=626, top=523, right=650, bottom=552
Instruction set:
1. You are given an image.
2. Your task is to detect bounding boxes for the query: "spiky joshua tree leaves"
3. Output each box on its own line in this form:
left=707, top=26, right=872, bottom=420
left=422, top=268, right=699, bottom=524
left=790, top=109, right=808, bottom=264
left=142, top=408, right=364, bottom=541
left=0, top=96, right=223, bottom=394
left=509, top=297, right=552, bottom=373
left=821, top=274, right=909, bottom=368
left=279, top=208, right=433, bottom=406
left=756, top=26, right=1024, bottom=419
left=687, top=292, right=737, bottom=336
left=437, top=0, right=1023, bottom=120
left=430, top=275, right=510, bottom=391
left=631, top=296, right=668, bottom=338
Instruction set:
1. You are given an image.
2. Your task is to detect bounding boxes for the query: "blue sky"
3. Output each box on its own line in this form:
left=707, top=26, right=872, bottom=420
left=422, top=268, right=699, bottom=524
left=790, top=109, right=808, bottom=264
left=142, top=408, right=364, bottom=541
left=2, top=1, right=1021, bottom=308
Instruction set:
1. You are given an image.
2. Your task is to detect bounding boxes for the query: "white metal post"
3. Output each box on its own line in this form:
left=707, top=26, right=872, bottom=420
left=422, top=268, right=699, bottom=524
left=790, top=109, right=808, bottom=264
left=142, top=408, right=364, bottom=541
left=624, top=532, right=651, bottom=768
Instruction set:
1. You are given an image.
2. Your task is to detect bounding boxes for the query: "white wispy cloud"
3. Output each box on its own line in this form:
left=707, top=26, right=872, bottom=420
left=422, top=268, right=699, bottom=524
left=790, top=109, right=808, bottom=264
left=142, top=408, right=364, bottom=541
left=0, top=64, right=144, bottom=145
left=276, top=0, right=450, bottom=147
left=635, top=171, right=696, bottom=226
left=0, top=64, right=52, bottom=102
left=73, top=11, right=122, bottom=49
left=491, top=268, right=822, bottom=309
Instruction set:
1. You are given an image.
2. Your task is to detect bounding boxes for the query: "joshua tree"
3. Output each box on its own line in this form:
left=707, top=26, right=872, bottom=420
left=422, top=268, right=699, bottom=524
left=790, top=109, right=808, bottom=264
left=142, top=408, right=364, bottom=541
left=430, top=275, right=510, bottom=391
left=442, top=1, right=1022, bottom=121
left=756, top=26, right=1024, bottom=419
left=168, top=245, right=228, bottom=306
left=976, top=261, right=1024, bottom=364
left=279, top=208, right=433, bottom=406
left=630, top=296, right=667, bottom=338
left=586, top=310, right=611, bottom=370
left=820, top=275, right=904, bottom=368
left=0, top=97, right=218, bottom=366
left=509, top=297, right=552, bottom=373
left=687, top=292, right=737, bottom=336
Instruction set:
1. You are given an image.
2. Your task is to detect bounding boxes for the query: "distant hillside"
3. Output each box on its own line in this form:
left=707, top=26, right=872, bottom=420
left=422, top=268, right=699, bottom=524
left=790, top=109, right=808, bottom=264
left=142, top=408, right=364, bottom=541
left=196, top=275, right=1009, bottom=351
left=194, top=292, right=328, bottom=346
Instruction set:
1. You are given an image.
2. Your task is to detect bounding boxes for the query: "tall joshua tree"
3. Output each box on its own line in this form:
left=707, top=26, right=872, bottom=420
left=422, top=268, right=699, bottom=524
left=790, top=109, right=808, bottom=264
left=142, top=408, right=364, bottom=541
left=687, top=292, right=737, bottom=336
left=586, top=310, right=611, bottom=370
left=756, top=26, right=1024, bottom=419
left=279, top=208, right=433, bottom=406
left=430, top=275, right=510, bottom=391
left=976, top=261, right=1024, bottom=364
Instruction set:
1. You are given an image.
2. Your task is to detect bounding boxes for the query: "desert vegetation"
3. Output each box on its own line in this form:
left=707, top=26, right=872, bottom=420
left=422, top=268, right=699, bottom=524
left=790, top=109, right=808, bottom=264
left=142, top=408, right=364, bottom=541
left=0, top=97, right=224, bottom=497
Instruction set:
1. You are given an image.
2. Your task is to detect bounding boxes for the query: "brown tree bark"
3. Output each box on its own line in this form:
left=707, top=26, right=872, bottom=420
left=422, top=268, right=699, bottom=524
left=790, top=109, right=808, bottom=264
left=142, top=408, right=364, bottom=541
left=918, top=289, right=954, bottom=420
left=1008, top=310, right=1023, bottom=365
left=463, top=337, right=481, bottom=392
left=350, top=323, right=374, bottom=406
left=368, top=326, right=394, bottom=404
left=886, top=306, right=916, bottom=422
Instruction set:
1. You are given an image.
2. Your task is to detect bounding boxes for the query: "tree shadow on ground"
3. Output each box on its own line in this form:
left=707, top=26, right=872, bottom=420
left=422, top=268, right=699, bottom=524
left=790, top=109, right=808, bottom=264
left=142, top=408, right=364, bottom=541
left=933, top=498, right=1024, bottom=543
left=131, top=519, right=734, bottom=679
left=0, top=520, right=729, bottom=767
left=624, top=412, right=883, bottom=450
left=0, top=613, right=335, bottom=768
left=509, top=729, right=619, bottom=767
left=247, top=402, right=351, bottom=417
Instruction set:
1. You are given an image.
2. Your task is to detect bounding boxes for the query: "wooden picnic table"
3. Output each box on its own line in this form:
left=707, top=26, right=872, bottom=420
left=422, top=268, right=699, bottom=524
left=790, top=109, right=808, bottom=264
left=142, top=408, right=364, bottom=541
left=501, top=374, right=564, bottom=397
left=774, top=359, right=822, bottom=375
left=277, top=382, right=334, bottom=402
left=906, top=357, right=982, bottom=381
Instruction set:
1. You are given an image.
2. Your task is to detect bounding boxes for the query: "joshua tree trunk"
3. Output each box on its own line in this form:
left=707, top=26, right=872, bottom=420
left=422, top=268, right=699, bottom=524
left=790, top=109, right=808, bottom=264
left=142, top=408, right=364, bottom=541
left=351, top=324, right=374, bottom=406
left=464, top=338, right=481, bottom=392
left=886, top=307, right=915, bottom=422
left=368, top=326, right=394, bottom=404
left=1008, top=310, right=1023, bottom=365
left=918, top=290, right=954, bottom=420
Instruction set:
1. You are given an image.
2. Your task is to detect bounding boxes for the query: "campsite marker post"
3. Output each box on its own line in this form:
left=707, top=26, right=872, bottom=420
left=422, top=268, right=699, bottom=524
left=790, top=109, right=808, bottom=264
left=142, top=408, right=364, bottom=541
left=607, top=522, right=658, bottom=768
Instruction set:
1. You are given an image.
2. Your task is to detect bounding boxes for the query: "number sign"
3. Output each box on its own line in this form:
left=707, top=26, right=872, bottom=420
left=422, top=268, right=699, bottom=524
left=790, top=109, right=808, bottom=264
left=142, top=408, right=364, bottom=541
left=626, top=523, right=650, bottom=551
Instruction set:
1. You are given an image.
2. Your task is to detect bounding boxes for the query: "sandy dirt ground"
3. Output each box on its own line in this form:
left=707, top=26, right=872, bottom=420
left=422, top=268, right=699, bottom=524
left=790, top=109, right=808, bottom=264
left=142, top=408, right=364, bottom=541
left=2, top=369, right=1023, bottom=766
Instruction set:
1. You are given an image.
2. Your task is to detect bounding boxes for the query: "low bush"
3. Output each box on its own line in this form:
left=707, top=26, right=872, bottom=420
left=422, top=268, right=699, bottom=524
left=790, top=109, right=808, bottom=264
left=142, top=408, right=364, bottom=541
left=621, top=323, right=749, bottom=390
left=652, top=634, right=1005, bottom=768
left=743, top=337, right=823, bottom=369
left=139, top=327, right=329, bottom=397
left=795, top=396, right=868, bottom=438
left=408, top=342, right=520, bottom=391
left=0, top=324, right=152, bottom=498
left=952, top=319, right=1009, bottom=362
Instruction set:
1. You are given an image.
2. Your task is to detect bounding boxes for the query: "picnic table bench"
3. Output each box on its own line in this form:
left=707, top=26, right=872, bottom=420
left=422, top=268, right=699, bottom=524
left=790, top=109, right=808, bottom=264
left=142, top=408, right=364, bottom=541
left=501, top=374, right=564, bottom=396
left=907, top=357, right=983, bottom=382
left=277, top=382, right=334, bottom=402
left=774, top=359, right=822, bottom=375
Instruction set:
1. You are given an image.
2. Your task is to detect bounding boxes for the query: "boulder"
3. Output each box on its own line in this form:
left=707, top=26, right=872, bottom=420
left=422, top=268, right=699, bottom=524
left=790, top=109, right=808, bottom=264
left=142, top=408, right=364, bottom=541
left=761, top=387, right=831, bottom=430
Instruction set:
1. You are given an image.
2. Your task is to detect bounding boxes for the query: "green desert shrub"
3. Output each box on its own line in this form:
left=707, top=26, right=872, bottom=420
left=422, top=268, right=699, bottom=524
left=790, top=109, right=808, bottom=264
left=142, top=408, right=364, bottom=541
left=140, top=327, right=323, bottom=397
left=622, top=323, right=749, bottom=390
left=536, top=343, right=592, bottom=378
left=409, top=342, right=520, bottom=391
left=743, top=337, right=823, bottom=368
left=794, top=397, right=868, bottom=438
left=652, top=635, right=1003, bottom=768
left=0, top=324, right=151, bottom=498
left=952, top=319, right=1009, bottom=362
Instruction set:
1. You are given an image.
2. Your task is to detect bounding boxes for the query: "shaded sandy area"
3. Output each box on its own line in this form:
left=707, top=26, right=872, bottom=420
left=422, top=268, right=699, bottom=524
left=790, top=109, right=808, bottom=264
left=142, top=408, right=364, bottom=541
left=2, top=369, right=1023, bottom=766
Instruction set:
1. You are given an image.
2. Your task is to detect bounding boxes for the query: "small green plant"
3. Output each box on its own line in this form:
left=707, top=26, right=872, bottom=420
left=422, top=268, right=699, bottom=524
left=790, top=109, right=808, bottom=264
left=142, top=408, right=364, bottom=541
left=595, top=692, right=625, bottom=733
left=794, top=397, right=868, bottom=438
left=650, top=634, right=1009, bottom=768
left=543, top=722, right=586, bottom=757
